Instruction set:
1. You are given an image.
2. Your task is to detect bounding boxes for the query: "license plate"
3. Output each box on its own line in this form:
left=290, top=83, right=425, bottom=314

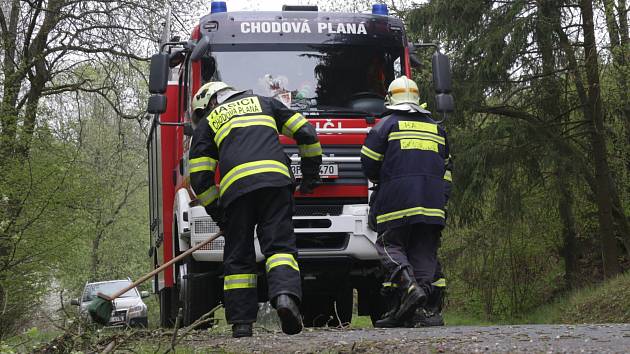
left=291, top=164, right=338, bottom=179
left=110, top=315, right=125, bottom=323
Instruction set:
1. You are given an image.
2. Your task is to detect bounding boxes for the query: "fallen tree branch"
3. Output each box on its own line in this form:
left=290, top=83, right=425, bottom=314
left=165, top=304, right=222, bottom=354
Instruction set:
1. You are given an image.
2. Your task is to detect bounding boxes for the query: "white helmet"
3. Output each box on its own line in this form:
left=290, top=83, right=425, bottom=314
left=385, top=75, right=420, bottom=106
left=192, top=81, right=233, bottom=112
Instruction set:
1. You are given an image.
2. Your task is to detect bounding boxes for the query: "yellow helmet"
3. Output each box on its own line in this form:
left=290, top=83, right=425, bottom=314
left=385, top=75, right=420, bottom=106
left=192, top=81, right=232, bottom=112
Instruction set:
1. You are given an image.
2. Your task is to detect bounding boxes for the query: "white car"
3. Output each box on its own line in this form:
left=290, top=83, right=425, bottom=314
left=72, top=279, right=149, bottom=327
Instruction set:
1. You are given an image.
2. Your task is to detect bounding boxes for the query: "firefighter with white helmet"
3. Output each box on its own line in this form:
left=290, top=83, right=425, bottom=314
left=188, top=81, right=322, bottom=337
left=362, top=75, right=452, bottom=327
left=191, top=81, right=234, bottom=125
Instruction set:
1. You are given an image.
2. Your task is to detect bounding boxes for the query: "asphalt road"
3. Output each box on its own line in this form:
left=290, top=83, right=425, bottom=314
left=181, top=324, right=630, bottom=353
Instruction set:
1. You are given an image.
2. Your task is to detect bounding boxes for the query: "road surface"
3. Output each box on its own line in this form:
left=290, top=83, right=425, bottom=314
left=177, top=324, right=630, bottom=353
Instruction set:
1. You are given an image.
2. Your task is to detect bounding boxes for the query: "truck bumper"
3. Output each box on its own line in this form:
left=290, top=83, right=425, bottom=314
left=188, top=204, right=378, bottom=262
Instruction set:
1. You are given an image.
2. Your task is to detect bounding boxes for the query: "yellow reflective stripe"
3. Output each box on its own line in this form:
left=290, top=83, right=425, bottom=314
left=266, top=253, right=299, bottom=272
left=420, top=102, right=428, bottom=109
left=376, top=206, right=445, bottom=224
left=189, top=156, right=217, bottom=173
left=282, top=113, right=308, bottom=137
left=388, top=131, right=445, bottom=145
left=298, top=142, right=322, bottom=158
left=444, top=170, right=452, bottom=182
left=382, top=282, right=398, bottom=288
left=361, top=146, right=384, bottom=161
left=390, top=87, right=419, bottom=94
left=220, top=160, right=290, bottom=197
left=398, top=121, right=438, bottom=133
left=197, top=185, right=219, bottom=206
left=214, top=115, right=278, bottom=147
left=224, top=274, right=257, bottom=290
left=432, top=278, right=446, bottom=287
left=399, top=139, right=438, bottom=152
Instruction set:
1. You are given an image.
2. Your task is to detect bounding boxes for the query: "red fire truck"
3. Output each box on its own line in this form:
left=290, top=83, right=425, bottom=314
left=146, top=2, right=453, bottom=327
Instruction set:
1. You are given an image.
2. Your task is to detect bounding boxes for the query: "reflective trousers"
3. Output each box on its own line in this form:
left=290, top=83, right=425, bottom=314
left=223, top=186, right=301, bottom=324
left=375, top=223, right=441, bottom=296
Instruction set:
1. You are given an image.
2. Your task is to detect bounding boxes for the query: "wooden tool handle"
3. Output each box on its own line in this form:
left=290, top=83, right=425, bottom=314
left=102, top=231, right=223, bottom=301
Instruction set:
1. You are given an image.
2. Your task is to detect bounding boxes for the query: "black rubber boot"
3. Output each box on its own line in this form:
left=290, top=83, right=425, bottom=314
left=274, top=294, right=303, bottom=335
left=374, top=287, right=403, bottom=328
left=412, top=308, right=445, bottom=327
left=232, top=323, right=253, bottom=338
left=395, top=269, right=426, bottom=320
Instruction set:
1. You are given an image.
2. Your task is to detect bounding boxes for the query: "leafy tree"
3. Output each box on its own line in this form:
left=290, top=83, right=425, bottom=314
left=0, top=0, right=205, bottom=337
left=406, top=0, right=629, bottom=317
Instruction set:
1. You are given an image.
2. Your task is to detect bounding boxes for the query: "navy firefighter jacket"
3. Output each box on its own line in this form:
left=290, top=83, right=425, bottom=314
left=361, top=111, right=452, bottom=233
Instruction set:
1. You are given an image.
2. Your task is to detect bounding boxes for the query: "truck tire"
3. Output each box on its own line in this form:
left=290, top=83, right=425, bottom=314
left=178, top=256, right=220, bottom=328
left=368, top=289, right=387, bottom=326
left=302, top=287, right=353, bottom=327
left=159, top=287, right=175, bottom=328
left=302, top=294, right=330, bottom=327
left=328, top=286, right=353, bottom=327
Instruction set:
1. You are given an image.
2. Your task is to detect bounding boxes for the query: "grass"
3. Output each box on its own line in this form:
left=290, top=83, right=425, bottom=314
left=522, top=272, right=630, bottom=324
left=2, top=327, right=62, bottom=353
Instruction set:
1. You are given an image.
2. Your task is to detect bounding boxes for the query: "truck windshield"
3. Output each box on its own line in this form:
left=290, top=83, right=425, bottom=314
left=203, top=44, right=403, bottom=110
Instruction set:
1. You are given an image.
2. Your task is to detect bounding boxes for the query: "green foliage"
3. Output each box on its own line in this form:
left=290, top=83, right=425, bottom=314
left=0, top=67, right=150, bottom=337
left=407, top=0, right=630, bottom=320
left=521, top=272, right=630, bottom=324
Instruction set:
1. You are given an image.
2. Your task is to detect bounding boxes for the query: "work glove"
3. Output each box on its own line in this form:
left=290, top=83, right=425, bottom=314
left=298, top=157, right=322, bottom=194
left=298, top=174, right=321, bottom=194
left=205, top=205, right=226, bottom=231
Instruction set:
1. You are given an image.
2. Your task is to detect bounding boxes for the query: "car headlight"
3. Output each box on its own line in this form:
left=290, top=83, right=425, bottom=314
left=128, top=304, right=147, bottom=318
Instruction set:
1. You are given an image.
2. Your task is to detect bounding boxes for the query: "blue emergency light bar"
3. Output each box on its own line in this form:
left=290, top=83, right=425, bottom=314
left=211, top=1, right=227, bottom=13
left=372, top=3, right=388, bottom=16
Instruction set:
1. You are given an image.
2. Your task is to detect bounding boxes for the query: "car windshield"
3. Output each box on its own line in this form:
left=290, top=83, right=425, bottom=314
left=202, top=44, right=403, bottom=110
left=82, top=281, right=138, bottom=302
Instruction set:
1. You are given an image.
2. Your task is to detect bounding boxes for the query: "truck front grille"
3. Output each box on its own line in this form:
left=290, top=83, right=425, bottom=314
left=194, top=219, right=220, bottom=234
left=194, top=237, right=225, bottom=251
left=295, top=232, right=349, bottom=250
left=295, top=205, right=343, bottom=216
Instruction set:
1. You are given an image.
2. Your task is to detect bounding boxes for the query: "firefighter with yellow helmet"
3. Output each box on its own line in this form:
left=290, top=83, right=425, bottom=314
left=188, top=81, right=322, bottom=337
left=361, top=76, right=452, bottom=327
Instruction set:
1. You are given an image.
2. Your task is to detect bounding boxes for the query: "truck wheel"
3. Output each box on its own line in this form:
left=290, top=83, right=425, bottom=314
left=178, top=256, right=220, bottom=328
left=302, top=287, right=353, bottom=327
left=301, top=294, right=331, bottom=327
left=327, top=286, right=353, bottom=327
left=159, top=287, right=175, bottom=328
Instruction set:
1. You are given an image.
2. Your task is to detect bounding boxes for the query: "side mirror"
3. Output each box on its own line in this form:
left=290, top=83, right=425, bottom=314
left=435, top=93, right=454, bottom=114
left=190, top=36, right=211, bottom=61
left=140, top=291, right=150, bottom=299
left=149, top=53, right=170, bottom=94
left=432, top=51, right=452, bottom=93
left=432, top=51, right=454, bottom=114
left=70, top=298, right=80, bottom=306
left=147, top=94, right=167, bottom=114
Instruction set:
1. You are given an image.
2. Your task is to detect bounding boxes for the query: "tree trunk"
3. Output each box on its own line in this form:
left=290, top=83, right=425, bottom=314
left=0, top=0, right=21, bottom=159
left=536, top=0, right=579, bottom=286
left=90, top=230, right=104, bottom=281
left=602, top=0, right=630, bottom=169
left=557, top=164, right=578, bottom=288
left=580, top=0, right=621, bottom=277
